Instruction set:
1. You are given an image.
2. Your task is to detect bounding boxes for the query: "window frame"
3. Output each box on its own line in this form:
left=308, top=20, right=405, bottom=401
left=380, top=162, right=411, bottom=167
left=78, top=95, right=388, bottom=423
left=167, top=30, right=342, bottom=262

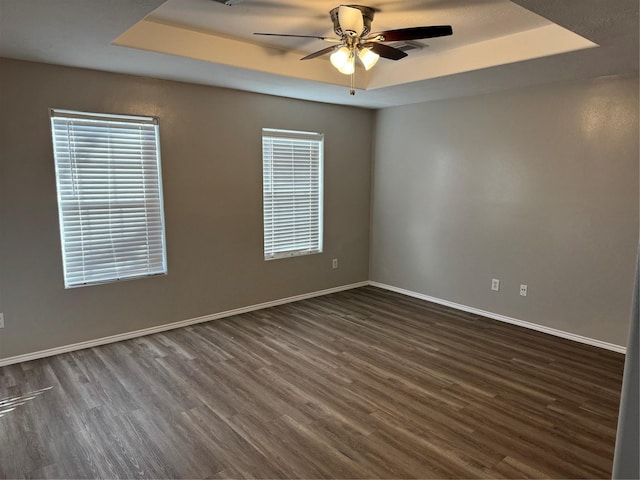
left=50, top=108, right=168, bottom=288
left=262, top=128, right=324, bottom=261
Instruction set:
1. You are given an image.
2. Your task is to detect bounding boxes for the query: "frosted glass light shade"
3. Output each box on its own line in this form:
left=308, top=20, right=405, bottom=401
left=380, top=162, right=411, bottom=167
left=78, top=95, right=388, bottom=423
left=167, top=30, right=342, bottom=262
left=338, top=5, right=365, bottom=37
left=358, top=47, right=380, bottom=70
left=330, top=46, right=355, bottom=75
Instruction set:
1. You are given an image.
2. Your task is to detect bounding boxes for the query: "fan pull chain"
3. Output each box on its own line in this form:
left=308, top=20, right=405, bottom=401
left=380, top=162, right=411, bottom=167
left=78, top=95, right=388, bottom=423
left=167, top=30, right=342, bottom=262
left=350, top=69, right=355, bottom=95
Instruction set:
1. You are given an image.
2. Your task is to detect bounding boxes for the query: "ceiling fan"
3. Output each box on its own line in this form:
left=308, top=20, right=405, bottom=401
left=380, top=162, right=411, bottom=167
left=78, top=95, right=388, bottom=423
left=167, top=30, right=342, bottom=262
left=253, top=4, right=453, bottom=95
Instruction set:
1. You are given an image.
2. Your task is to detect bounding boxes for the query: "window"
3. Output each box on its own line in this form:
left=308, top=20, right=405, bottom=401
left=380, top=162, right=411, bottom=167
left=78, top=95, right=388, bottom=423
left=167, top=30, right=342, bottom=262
left=50, top=109, right=167, bottom=288
left=262, top=128, right=323, bottom=260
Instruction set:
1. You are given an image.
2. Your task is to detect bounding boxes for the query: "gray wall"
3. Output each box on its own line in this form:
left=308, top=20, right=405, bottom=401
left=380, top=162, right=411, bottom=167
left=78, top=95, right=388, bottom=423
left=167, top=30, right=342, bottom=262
left=1, top=58, right=637, bottom=359
left=0, top=59, right=373, bottom=360
left=371, top=74, right=639, bottom=347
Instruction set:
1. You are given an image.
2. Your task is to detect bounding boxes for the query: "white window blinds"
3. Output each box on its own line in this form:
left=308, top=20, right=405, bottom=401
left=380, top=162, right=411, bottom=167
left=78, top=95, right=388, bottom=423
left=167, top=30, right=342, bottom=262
left=50, top=109, right=167, bottom=288
left=262, top=128, right=324, bottom=260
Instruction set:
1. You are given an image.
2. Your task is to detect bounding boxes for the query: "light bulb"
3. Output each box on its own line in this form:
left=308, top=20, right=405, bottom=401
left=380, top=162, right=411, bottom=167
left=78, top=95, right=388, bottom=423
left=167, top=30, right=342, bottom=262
left=358, top=47, right=380, bottom=71
left=339, top=56, right=355, bottom=75
left=330, top=46, right=355, bottom=75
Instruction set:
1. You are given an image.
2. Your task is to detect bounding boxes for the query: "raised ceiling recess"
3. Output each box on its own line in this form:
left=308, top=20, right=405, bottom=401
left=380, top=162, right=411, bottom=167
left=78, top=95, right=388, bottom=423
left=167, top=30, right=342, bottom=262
left=115, top=0, right=597, bottom=93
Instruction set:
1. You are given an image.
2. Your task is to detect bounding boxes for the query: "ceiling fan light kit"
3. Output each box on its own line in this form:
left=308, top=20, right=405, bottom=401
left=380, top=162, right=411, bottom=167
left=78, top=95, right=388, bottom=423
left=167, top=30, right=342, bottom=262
left=358, top=46, right=380, bottom=70
left=330, top=46, right=355, bottom=75
left=332, top=5, right=373, bottom=38
left=255, top=4, right=453, bottom=94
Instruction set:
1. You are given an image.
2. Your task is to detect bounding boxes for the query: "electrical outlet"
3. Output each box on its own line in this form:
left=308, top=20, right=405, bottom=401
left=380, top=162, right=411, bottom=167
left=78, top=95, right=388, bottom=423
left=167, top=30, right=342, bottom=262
left=520, top=284, right=528, bottom=296
left=491, top=279, right=500, bottom=291
left=0, top=313, right=4, bottom=329
left=332, top=258, right=338, bottom=269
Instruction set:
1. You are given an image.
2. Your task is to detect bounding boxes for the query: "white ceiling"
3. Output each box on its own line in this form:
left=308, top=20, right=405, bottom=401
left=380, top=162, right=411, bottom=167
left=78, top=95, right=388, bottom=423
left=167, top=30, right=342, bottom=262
left=149, top=0, right=549, bottom=54
left=0, top=0, right=637, bottom=108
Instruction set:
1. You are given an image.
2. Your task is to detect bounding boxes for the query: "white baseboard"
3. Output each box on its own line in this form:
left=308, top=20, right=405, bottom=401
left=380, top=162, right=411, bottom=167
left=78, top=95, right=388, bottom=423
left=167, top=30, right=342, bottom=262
left=0, top=281, right=368, bottom=367
left=1, top=279, right=625, bottom=366
left=369, top=281, right=626, bottom=354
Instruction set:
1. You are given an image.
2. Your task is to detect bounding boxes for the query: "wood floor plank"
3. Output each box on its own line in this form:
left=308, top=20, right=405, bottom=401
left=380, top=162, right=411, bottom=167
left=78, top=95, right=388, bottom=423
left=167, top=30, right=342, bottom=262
left=0, top=286, right=624, bottom=478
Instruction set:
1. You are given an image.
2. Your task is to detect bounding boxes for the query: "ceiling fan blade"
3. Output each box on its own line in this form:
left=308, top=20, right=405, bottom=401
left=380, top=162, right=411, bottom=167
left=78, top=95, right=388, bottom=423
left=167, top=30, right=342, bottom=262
left=368, top=43, right=407, bottom=60
left=338, top=5, right=365, bottom=37
left=254, top=33, right=339, bottom=42
left=300, top=45, right=339, bottom=61
left=370, top=25, right=453, bottom=42
left=210, top=0, right=243, bottom=5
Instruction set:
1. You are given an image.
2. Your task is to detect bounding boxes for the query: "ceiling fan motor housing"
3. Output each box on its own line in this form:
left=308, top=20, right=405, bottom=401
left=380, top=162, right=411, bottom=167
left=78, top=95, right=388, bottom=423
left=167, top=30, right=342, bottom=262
left=330, top=5, right=375, bottom=38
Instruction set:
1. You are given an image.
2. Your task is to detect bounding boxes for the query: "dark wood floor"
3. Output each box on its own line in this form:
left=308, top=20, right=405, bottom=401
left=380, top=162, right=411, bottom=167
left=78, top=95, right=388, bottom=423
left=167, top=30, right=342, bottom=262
left=0, top=286, right=625, bottom=479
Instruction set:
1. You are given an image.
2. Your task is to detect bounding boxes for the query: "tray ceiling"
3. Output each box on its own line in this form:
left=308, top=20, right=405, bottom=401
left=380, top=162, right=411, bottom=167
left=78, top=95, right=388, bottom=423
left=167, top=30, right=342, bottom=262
left=0, top=0, right=637, bottom=108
